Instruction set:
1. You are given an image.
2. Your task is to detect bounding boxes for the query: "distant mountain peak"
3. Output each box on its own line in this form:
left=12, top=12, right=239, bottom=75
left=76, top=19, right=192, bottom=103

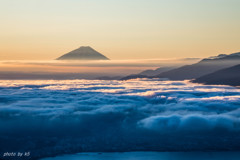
left=57, top=46, right=110, bottom=60
left=78, top=46, right=93, bottom=49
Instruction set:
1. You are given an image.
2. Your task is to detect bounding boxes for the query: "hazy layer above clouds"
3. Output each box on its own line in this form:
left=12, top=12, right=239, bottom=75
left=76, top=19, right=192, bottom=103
left=0, top=79, right=240, bottom=158
left=0, top=58, right=200, bottom=79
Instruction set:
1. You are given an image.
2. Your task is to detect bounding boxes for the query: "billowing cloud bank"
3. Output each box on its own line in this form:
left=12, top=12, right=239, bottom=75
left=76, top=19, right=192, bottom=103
left=0, top=79, right=240, bottom=159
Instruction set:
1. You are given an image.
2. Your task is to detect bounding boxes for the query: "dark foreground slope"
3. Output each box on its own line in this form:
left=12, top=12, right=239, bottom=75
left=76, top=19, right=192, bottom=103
left=193, top=64, right=240, bottom=86
left=155, top=52, right=240, bottom=80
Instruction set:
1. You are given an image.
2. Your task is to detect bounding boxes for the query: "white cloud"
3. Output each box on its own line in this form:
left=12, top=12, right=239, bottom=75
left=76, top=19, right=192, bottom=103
left=0, top=79, right=240, bottom=158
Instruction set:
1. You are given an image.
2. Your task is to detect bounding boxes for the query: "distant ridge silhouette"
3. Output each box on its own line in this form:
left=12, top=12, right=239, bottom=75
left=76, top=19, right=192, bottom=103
left=154, top=52, right=240, bottom=80
left=121, top=67, right=175, bottom=80
left=121, top=52, right=240, bottom=81
left=57, top=46, right=109, bottom=60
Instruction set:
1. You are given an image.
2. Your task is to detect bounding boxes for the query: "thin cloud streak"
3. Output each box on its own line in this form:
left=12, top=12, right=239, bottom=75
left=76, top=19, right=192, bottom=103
left=0, top=58, right=200, bottom=79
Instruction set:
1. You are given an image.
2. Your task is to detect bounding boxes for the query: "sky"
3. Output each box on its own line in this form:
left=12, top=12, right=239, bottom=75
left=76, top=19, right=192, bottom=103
left=0, top=0, right=240, bottom=60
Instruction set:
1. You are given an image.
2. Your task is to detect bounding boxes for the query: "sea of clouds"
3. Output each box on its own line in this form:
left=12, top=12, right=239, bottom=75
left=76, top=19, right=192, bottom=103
left=0, top=79, right=240, bottom=159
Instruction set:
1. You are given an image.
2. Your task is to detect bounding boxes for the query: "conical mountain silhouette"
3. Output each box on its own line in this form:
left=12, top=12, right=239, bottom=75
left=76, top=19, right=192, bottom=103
left=57, top=46, right=109, bottom=60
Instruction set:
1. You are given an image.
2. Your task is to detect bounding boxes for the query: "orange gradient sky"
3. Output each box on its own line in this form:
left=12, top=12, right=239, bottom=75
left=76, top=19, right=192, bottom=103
left=0, top=0, right=240, bottom=60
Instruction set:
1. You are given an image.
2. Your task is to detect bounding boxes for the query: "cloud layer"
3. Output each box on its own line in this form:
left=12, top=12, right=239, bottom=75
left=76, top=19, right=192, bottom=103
left=0, top=79, right=240, bottom=158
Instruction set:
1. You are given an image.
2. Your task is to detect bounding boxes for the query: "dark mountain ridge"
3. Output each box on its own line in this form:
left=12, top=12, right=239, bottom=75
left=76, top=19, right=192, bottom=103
left=193, top=64, right=240, bottom=86
left=154, top=52, right=240, bottom=80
